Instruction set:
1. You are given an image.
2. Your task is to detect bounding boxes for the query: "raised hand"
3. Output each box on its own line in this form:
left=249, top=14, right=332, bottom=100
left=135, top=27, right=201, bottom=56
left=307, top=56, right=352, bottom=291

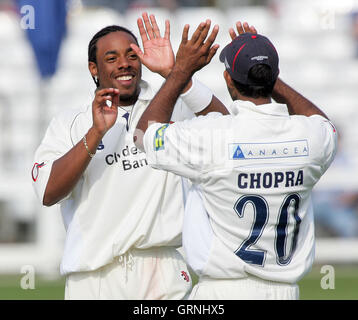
left=92, top=88, right=120, bottom=137
left=229, top=21, right=257, bottom=40
left=174, top=20, right=219, bottom=78
left=131, top=12, right=175, bottom=78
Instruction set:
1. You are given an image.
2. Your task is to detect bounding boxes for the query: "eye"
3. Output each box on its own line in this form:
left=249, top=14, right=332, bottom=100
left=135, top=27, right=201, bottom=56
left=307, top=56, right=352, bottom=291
left=107, top=56, right=116, bottom=62
left=128, top=53, right=138, bottom=60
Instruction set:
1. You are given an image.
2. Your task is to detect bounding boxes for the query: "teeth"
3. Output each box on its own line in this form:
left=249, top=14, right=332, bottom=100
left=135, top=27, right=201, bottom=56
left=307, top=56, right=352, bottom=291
left=116, top=75, right=133, bottom=81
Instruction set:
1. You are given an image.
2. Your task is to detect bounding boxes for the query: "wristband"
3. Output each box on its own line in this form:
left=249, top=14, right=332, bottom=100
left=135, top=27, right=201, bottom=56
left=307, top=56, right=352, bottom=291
left=83, top=134, right=95, bottom=158
left=180, top=77, right=213, bottom=113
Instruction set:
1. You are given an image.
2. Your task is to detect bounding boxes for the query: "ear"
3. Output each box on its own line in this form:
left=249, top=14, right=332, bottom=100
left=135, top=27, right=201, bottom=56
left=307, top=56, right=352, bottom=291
left=88, top=61, right=98, bottom=78
left=223, top=70, right=235, bottom=89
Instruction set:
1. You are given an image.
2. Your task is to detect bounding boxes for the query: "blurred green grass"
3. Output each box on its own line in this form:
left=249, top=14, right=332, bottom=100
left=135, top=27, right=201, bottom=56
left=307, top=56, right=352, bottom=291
left=0, top=264, right=357, bottom=300
left=0, top=274, right=65, bottom=300
left=298, top=264, right=358, bottom=300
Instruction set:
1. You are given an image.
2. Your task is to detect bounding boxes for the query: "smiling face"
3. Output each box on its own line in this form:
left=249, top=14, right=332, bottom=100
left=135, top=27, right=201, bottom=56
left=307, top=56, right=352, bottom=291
left=89, top=31, right=142, bottom=106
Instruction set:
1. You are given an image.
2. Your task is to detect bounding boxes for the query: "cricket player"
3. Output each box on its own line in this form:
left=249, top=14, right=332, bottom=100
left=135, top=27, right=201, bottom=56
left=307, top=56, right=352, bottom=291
left=31, top=13, right=227, bottom=299
left=134, top=21, right=338, bottom=299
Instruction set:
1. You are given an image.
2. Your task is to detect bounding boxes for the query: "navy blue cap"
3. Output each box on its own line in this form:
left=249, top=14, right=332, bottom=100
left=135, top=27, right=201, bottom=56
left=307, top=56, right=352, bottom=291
left=219, top=33, right=279, bottom=85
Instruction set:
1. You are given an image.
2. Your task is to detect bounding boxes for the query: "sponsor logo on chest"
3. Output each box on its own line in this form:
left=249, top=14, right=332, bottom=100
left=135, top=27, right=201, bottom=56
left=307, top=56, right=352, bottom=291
left=104, top=145, right=148, bottom=171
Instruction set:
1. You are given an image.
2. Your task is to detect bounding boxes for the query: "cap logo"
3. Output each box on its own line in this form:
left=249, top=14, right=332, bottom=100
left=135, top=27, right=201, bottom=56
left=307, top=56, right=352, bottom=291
left=251, top=55, right=268, bottom=61
left=224, top=57, right=231, bottom=70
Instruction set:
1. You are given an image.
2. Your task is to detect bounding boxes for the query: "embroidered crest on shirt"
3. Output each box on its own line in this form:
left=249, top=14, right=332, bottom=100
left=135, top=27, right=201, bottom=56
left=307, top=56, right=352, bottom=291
left=31, top=162, right=45, bottom=182
left=154, top=124, right=169, bottom=151
left=181, top=270, right=190, bottom=282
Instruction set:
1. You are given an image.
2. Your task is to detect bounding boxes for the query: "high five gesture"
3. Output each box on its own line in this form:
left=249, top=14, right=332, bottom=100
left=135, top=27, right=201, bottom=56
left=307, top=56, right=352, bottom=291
left=135, top=19, right=225, bottom=149
left=131, top=12, right=175, bottom=78
left=175, top=20, right=219, bottom=76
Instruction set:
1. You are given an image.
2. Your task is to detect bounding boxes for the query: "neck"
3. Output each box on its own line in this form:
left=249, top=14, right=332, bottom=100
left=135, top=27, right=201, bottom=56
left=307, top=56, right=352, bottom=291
left=231, top=91, right=271, bottom=105
left=119, top=88, right=140, bottom=106
left=118, top=99, right=137, bottom=107
left=240, top=96, right=271, bottom=105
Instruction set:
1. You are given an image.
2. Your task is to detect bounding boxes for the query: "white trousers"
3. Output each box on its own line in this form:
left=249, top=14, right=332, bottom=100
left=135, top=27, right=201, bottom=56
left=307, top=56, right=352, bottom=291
left=189, top=275, right=299, bottom=300
left=65, top=247, right=192, bottom=300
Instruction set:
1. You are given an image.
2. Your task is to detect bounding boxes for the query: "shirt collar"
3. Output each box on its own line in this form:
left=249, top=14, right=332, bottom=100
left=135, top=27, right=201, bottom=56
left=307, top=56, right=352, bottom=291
left=230, top=100, right=289, bottom=117
left=137, top=79, right=155, bottom=101
left=114, top=80, right=154, bottom=123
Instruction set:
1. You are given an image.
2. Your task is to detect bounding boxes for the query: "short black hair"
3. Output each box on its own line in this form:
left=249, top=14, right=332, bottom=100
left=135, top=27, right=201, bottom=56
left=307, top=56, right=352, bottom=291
left=232, top=64, right=276, bottom=99
left=88, top=25, right=139, bottom=87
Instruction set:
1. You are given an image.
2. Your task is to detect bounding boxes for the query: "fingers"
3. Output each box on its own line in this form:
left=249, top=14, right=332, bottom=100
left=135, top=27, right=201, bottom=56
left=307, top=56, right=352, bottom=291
left=206, top=44, right=220, bottom=64
left=197, top=19, right=211, bottom=44
left=180, top=21, right=219, bottom=53
left=95, top=88, right=119, bottom=96
left=203, top=24, right=219, bottom=50
left=177, top=21, right=219, bottom=72
left=137, top=17, right=148, bottom=42
left=229, top=27, right=236, bottom=40
left=249, top=25, right=257, bottom=34
left=130, top=43, right=144, bottom=61
left=236, top=21, right=245, bottom=35
left=142, top=12, right=155, bottom=39
left=181, top=24, right=189, bottom=44
left=94, top=88, right=120, bottom=108
left=187, top=21, right=218, bottom=51
left=186, top=20, right=218, bottom=51
left=164, top=19, right=170, bottom=40
left=242, top=22, right=257, bottom=34
left=190, top=21, right=207, bottom=44
left=138, top=12, right=165, bottom=40
left=150, top=14, right=161, bottom=38
left=96, top=95, right=112, bottom=109
left=229, top=21, right=258, bottom=40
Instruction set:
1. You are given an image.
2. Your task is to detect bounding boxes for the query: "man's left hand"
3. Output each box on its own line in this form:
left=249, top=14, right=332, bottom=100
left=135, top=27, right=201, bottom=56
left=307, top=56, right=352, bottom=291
left=131, top=12, right=175, bottom=78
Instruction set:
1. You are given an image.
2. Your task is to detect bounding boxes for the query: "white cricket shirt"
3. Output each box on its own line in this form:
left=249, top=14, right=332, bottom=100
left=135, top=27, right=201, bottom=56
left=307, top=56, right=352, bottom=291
left=32, top=80, right=194, bottom=275
left=144, top=100, right=337, bottom=283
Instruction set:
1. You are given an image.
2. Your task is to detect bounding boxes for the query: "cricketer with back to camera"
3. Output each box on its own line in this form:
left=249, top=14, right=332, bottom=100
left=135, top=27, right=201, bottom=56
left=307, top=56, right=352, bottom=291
left=134, top=20, right=337, bottom=300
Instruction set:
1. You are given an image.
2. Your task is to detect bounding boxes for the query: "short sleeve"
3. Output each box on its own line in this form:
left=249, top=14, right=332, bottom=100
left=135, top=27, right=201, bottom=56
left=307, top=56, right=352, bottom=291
left=31, top=116, right=73, bottom=205
left=309, top=115, right=338, bottom=174
left=170, top=98, right=195, bottom=122
left=143, top=113, right=223, bottom=182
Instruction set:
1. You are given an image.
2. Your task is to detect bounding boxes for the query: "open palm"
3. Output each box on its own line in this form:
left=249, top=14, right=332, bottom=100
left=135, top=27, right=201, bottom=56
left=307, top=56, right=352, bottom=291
left=131, top=12, right=175, bottom=78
